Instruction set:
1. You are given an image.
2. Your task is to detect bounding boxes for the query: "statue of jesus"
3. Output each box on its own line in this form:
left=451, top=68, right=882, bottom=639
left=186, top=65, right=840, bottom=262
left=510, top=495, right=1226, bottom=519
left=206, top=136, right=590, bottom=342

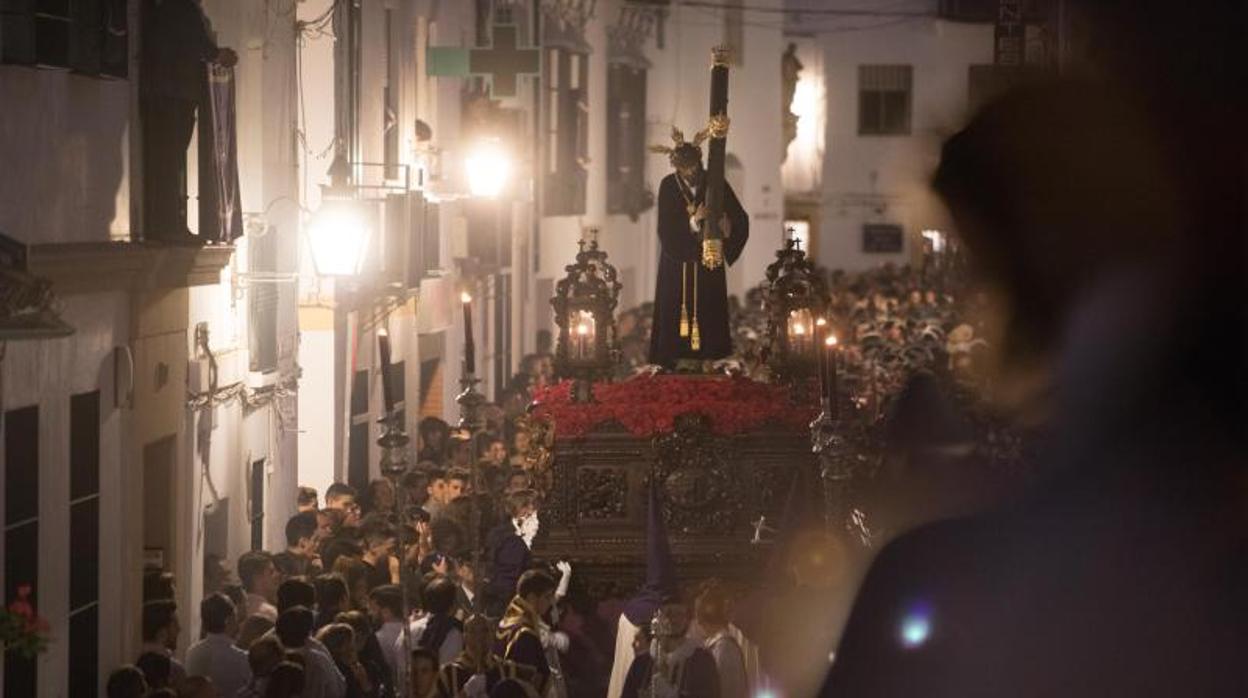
left=647, top=128, right=750, bottom=369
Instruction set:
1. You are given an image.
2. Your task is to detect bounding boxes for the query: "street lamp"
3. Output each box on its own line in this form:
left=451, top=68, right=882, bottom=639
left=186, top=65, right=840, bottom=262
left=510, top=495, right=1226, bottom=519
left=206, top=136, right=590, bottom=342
left=464, top=138, right=511, bottom=198
left=307, top=151, right=371, bottom=277
left=307, top=201, right=370, bottom=277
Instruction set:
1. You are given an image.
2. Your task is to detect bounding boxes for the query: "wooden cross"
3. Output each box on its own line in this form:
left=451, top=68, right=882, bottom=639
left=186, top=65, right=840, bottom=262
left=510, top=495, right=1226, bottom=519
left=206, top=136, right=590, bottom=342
left=428, top=23, right=540, bottom=99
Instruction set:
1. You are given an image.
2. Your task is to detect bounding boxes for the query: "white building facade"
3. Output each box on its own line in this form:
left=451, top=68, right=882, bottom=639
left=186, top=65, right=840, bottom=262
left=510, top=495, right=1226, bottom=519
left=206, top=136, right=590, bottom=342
left=0, top=0, right=300, bottom=693
left=782, top=0, right=996, bottom=271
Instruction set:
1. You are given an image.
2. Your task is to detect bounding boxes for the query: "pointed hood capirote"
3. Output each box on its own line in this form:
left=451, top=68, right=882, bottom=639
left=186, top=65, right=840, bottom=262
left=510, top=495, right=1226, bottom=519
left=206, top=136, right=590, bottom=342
left=622, top=479, right=679, bottom=627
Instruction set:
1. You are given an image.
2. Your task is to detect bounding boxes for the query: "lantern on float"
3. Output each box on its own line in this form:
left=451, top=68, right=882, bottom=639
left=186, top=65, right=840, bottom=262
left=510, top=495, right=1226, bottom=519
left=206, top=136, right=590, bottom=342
left=763, top=234, right=830, bottom=383
left=551, top=230, right=622, bottom=401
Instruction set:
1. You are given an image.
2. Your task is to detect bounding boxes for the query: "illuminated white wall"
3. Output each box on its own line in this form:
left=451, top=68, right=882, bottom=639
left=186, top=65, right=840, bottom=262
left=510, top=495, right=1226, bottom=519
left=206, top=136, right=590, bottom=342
left=783, top=37, right=826, bottom=194
left=808, top=2, right=992, bottom=271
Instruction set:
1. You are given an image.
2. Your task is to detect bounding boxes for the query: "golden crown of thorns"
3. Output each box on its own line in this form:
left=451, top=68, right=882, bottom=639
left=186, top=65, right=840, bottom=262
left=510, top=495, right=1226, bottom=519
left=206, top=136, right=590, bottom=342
left=647, top=125, right=709, bottom=157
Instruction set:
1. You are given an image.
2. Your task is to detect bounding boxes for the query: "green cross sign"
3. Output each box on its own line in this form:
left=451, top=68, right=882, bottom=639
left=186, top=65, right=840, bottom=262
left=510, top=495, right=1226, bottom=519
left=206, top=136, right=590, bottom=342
left=427, top=23, right=540, bottom=99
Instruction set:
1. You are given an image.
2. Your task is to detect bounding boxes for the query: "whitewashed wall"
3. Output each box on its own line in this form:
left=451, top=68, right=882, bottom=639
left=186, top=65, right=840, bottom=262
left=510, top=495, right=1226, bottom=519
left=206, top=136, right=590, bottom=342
left=812, top=5, right=992, bottom=271
left=0, top=291, right=132, bottom=695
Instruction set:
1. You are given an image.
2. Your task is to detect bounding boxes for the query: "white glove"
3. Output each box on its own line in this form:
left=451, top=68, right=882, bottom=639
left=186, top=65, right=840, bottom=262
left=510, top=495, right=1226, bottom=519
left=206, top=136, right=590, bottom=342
left=464, top=673, right=489, bottom=698
left=550, top=630, right=570, bottom=653
left=555, top=560, right=572, bottom=598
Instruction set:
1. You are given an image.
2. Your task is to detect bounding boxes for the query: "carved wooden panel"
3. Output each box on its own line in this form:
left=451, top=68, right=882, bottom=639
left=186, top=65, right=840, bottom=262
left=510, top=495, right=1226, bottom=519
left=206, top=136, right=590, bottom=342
left=576, top=467, right=629, bottom=521
left=534, top=417, right=818, bottom=597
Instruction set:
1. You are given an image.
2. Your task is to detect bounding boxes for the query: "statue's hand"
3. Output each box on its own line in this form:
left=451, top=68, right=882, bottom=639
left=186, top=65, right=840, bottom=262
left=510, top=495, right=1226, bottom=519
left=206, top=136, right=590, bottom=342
left=689, top=204, right=707, bottom=235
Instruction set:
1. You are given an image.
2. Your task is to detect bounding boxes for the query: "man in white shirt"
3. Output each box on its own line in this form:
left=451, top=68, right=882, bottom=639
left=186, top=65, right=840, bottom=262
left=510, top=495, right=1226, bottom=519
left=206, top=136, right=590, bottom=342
left=275, top=606, right=345, bottom=698
left=396, top=576, right=464, bottom=682
left=185, top=592, right=251, bottom=697
left=369, top=584, right=406, bottom=681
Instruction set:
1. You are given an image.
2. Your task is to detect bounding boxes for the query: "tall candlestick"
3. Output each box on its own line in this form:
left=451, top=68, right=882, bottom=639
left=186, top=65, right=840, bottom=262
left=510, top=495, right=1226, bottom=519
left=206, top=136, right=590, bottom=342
left=378, top=327, right=396, bottom=414
left=825, top=334, right=838, bottom=412
left=461, top=291, right=476, bottom=375
left=815, top=318, right=828, bottom=394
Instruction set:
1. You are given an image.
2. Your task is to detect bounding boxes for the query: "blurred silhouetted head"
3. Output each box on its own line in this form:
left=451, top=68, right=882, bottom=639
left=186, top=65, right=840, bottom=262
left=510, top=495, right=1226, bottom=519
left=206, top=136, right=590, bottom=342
left=933, top=80, right=1182, bottom=359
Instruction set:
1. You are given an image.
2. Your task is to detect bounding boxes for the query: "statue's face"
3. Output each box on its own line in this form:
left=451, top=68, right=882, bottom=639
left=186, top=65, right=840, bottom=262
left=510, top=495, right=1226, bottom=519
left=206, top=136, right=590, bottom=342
left=676, top=163, right=703, bottom=184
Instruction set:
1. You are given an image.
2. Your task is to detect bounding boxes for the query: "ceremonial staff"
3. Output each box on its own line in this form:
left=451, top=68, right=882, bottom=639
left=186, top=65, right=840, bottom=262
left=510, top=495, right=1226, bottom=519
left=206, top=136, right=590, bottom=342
left=702, top=45, right=732, bottom=270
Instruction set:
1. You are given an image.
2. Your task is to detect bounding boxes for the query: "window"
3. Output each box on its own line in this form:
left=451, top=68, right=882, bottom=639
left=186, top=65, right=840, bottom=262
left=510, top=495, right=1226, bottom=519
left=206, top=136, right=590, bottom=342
left=383, top=192, right=409, bottom=283
left=249, top=459, right=264, bottom=551
left=348, top=370, right=369, bottom=491
left=4, top=405, right=39, bottom=697
left=572, top=54, right=589, bottom=167
left=248, top=226, right=279, bottom=374
left=408, top=193, right=440, bottom=286
left=858, top=65, right=912, bottom=136
left=543, top=41, right=589, bottom=216
left=69, top=391, right=100, bottom=696
left=418, top=357, right=442, bottom=419
left=491, top=273, right=511, bottom=401
left=383, top=8, right=399, bottom=180
left=545, top=47, right=559, bottom=176
left=0, top=0, right=127, bottom=76
left=607, top=61, right=652, bottom=220
left=387, top=360, right=406, bottom=427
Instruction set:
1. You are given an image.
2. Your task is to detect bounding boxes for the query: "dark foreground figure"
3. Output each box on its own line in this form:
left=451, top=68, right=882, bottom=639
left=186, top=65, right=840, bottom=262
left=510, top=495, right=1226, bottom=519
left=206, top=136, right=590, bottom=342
left=821, top=5, right=1246, bottom=696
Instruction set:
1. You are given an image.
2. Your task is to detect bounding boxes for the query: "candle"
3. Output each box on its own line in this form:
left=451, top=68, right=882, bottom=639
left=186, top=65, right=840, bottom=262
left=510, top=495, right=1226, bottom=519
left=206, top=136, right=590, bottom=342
left=378, top=327, right=395, bottom=413
left=576, top=320, right=589, bottom=359
left=572, top=311, right=596, bottom=360
left=461, top=291, right=476, bottom=375
left=790, top=308, right=815, bottom=355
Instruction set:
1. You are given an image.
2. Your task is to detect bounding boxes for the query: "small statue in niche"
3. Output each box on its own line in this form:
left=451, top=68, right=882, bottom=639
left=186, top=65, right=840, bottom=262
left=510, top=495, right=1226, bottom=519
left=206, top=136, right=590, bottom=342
left=781, top=42, right=803, bottom=161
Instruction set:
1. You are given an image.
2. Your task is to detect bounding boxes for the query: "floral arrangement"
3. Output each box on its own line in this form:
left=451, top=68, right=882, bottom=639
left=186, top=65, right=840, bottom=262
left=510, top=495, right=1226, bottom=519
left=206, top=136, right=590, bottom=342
left=0, top=585, right=50, bottom=659
left=531, top=374, right=818, bottom=438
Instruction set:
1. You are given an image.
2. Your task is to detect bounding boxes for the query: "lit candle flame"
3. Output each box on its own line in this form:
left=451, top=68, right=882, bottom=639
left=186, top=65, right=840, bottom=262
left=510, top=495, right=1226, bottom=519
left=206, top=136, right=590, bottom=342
left=826, top=335, right=838, bottom=347
left=460, top=292, right=472, bottom=304
left=377, top=327, right=388, bottom=337
left=576, top=323, right=590, bottom=336
left=816, top=317, right=828, bottom=327
left=793, top=323, right=806, bottom=335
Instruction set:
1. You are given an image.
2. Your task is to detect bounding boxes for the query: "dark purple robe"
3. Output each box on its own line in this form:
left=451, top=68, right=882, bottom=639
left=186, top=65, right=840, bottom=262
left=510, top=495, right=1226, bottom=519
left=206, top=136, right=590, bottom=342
left=648, top=173, right=749, bottom=368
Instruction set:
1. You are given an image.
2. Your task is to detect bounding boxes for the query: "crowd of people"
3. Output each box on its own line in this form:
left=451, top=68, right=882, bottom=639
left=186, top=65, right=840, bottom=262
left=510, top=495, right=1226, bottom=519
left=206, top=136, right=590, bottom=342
left=103, top=334, right=620, bottom=698
left=112, top=481, right=565, bottom=697
left=112, top=481, right=770, bottom=698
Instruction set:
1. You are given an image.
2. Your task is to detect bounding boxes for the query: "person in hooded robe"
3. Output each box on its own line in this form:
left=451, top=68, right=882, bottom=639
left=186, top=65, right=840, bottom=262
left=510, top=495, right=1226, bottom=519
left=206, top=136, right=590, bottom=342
left=607, top=484, right=679, bottom=698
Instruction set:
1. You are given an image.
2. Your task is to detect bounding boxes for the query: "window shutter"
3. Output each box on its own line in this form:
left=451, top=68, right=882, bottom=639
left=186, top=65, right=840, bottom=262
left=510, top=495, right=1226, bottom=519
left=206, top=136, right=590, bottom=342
left=248, top=226, right=279, bottom=374
left=858, top=65, right=912, bottom=135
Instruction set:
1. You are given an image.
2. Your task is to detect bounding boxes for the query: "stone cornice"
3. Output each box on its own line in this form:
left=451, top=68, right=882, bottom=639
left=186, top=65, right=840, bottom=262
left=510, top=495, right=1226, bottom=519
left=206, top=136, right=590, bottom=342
left=28, top=241, right=236, bottom=295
